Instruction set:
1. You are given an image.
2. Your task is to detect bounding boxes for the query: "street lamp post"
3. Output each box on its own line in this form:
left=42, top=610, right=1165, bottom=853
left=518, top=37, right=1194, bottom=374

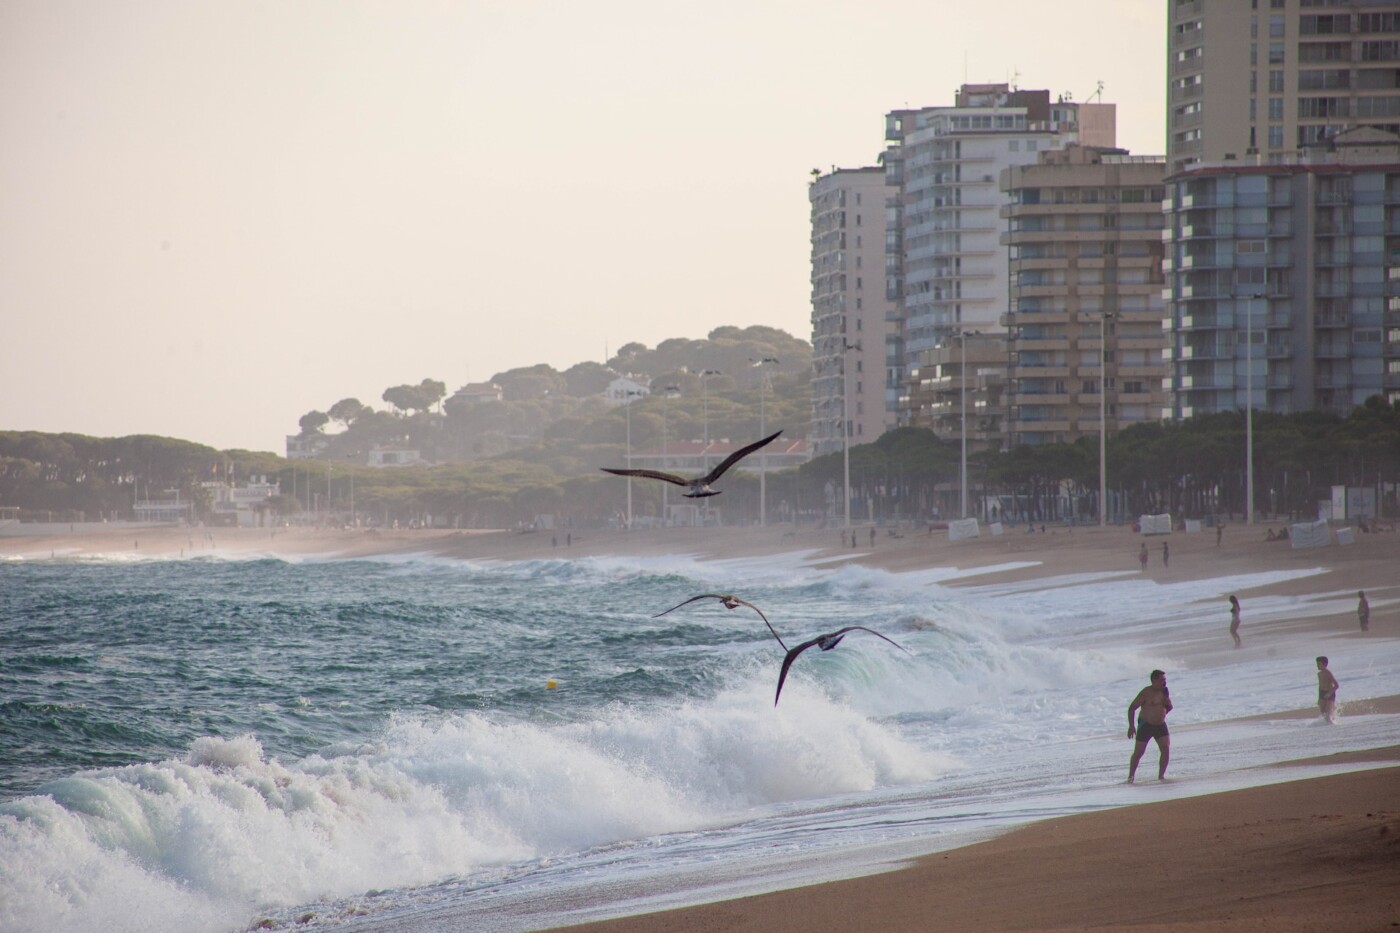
left=623, top=389, right=642, bottom=529
left=1098, top=311, right=1116, bottom=527
left=751, top=357, right=779, bottom=527
left=1245, top=292, right=1265, bottom=526
left=841, top=340, right=860, bottom=530
left=699, top=370, right=721, bottom=526
left=660, top=385, right=679, bottom=524
left=952, top=331, right=979, bottom=520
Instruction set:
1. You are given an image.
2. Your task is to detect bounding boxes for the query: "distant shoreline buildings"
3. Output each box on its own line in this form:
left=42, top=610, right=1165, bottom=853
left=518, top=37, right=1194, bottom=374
left=812, top=5, right=1400, bottom=457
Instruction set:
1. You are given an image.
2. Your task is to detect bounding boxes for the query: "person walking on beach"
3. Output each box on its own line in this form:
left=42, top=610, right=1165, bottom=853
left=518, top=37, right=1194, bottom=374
left=1316, top=656, right=1340, bottom=724
left=1127, top=669, right=1172, bottom=783
left=1228, top=595, right=1242, bottom=648
left=1358, top=591, right=1370, bottom=632
left=1138, top=543, right=1148, bottom=572
left=1162, top=541, right=1170, bottom=568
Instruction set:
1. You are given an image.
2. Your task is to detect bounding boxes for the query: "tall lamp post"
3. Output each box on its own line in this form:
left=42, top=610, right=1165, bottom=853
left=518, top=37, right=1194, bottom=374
left=951, top=332, right=977, bottom=519
left=1098, top=311, right=1116, bottom=527
left=1245, top=292, right=1265, bottom=526
left=623, top=388, right=643, bottom=529
left=841, top=339, right=860, bottom=530
left=751, top=357, right=779, bottom=527
left=699, top=369, right=722, bottom=473
left=660, top=384, right=680, bottom=524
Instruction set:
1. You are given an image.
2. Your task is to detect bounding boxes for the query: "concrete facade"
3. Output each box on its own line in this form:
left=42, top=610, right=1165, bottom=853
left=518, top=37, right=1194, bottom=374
left=808, top=167, right=899, bottom=457
left=1164, top=132, right=1400, bottom=418
left=1169, top=0, right=1400, bottom=174
left=1001, top=145, right=1169, bottom=446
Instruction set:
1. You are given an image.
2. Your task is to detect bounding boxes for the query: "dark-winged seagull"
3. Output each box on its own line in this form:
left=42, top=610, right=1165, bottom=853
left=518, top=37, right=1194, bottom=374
left=601, top=430, right=782, bottom=498
left=653, top=593, right=787, bottom=650
left=773, top=626, right=908, bottom=706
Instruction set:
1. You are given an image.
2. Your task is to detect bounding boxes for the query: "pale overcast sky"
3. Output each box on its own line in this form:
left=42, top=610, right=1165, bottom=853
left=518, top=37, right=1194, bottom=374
left=1, top=1, right=1163, bottom=453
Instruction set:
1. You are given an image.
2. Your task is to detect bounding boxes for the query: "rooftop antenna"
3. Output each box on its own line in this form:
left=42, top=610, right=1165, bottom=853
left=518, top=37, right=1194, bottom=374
left=1086, top=80, right=1104, bottom=103
left=1010, top=67, right=1020, bottom=91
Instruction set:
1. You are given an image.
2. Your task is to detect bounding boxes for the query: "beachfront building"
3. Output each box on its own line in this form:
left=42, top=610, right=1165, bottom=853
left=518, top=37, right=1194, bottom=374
left=903, top=331, right=1006, bottom=448
left=1001, top=145, right=1168, bottom=446
left=1168, top=1, right=1400, bottom=173
left=882, top=84, right=1117, bottom=420
left=1164, top=129, right=1400, bottom=419
left=809, top=166, right=899, bottom=456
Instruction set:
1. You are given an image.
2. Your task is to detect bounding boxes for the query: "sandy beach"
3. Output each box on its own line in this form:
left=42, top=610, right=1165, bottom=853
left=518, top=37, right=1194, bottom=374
left=5, top=519, right=1398, bottom=931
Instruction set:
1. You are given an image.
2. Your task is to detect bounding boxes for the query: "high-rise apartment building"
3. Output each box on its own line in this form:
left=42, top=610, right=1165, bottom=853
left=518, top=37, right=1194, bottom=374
left=1001, top=145, right=1168, bottom=446
left=809, top=167, right=899, bottom=457
left=883, top=85, right=1115, bottom=428
left=1164, top=130, right=1400, bottom=418
left=1168, top=0, right=1400, bottom=174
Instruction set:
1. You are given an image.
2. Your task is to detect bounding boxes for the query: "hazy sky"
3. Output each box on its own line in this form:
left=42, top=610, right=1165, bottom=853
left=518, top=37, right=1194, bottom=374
left=1, top=1, right=1164, bottom=453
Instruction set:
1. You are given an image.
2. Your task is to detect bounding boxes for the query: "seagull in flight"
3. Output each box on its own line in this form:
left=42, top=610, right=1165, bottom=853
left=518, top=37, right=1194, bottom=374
left=601, top=430, right=783, bottom=498
left=774, top=626, right=908, bottom=706
left=653, top=593, right=787, bottom=650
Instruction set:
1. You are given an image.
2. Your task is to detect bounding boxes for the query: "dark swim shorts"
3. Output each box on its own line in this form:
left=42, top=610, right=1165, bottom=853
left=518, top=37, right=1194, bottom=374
left=1135, top=720, right=1169, bottom=741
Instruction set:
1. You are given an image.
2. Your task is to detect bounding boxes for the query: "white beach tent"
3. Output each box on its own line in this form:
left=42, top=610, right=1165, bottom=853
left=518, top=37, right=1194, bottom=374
left=1289, top=520, right=1332, bottom=549
left=1139, top=513, right=1172, bottom=535
left=948, top=518, right=980, bottom=541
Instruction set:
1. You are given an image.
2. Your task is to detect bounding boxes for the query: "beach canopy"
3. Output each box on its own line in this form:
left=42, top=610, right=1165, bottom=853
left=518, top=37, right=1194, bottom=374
left=1139, top=513, right=1172, bottom=535
left=1289, top=519, right=1332, bottom=549
left=948, top=518, right=980, bottom=541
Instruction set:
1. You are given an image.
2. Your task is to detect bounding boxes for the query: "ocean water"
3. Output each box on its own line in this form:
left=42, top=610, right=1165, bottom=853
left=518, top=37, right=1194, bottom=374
left=2, top=547, right=1397, bottom=933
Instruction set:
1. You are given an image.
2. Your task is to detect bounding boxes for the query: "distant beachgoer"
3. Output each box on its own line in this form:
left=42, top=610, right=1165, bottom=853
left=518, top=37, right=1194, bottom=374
left=1228, top=595, right=1242, bottom=648
left=869, top=527, right=876, bottom=547
left=1216, top=523, right=1223, bottom=547
left=1162, top=541, right=1170, bottom=568
left=1128, top=669, right=1173, bottom=782
left=566, top=532, right=572, bottom=546
left=1138, top=543, right=1148, bottom=572
left=552, top=535, right=558, bottom=548
left=1316, top=656, right=1339, bottom=724
left=1357, top=591, right=1370, bottom=632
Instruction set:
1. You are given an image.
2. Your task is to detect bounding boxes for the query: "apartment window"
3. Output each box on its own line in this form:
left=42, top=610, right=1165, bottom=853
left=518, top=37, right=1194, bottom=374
left=1269, top=70, right=1285, bottom=92
left=1269, top=15, right=1285, bottom=37
left=1301, top=14, right=1351, bottom=35
left=1360, top=40, right=1400, bottom=61
left=1299, top=69, right=1351, bottom=89
left=1301, top=41, right=1352, bottom=62
left=1269, top=42, right=1285, bottom=64
left=1269, top=97, right=1284, bottom=120
left=1009, top=139, right=1020, bottom=151
left=1299, top=96, right=1350, bottom=118
left=1358, top=12, right=1400, bottom=33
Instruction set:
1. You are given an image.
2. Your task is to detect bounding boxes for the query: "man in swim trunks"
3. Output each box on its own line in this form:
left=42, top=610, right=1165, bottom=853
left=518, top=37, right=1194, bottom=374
left=1316, top=656, right=1339, bottom=724
left=1127, top=669, right=1172, bottom=783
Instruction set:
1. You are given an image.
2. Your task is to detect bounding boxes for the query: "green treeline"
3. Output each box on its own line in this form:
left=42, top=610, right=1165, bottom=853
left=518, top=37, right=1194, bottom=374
left=3, top=397, right=1397, bottom=528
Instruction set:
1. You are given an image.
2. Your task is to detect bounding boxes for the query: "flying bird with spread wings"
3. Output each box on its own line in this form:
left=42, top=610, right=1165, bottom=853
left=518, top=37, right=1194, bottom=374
left=601, top=430, right=783, bottom=498
left=653, top=593, right=788, bottom=650
left=773, top=626, right=908, bottom=706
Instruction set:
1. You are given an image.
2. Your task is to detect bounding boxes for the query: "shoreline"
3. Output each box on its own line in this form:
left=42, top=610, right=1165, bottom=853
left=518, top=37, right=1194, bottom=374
left=7, top=522, right=1399, bottom=931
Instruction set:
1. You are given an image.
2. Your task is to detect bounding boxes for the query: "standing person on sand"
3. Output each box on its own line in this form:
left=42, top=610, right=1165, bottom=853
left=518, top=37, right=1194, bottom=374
left=1127, top=670, right=1173, bottom=783
left=1357, top=591, right=1370, bottom=632
left=1138, top=543, right=1148, bottom=572
left=1316, top=656, right=1340, bottom=724
left=1216, top=523, right=1223, bottom=547
left=1228, top=595, right=1242, bottom=648
left=1162, top=541, right=1170, bottom=568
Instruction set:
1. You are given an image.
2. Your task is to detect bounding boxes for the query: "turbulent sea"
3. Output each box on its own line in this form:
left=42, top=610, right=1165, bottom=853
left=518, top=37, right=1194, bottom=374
left=2, top=547, right=1397, bottom=932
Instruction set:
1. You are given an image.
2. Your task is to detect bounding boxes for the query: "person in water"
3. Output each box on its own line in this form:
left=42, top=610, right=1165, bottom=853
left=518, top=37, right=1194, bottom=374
left=1316, top=656, right=1340, bottom=724
left=1127, top=669, right=1173, bottom=783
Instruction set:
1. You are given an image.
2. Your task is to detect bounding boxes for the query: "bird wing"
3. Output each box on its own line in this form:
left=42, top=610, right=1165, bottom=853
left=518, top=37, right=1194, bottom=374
left=774, top=635, right=825, bottom=705
left=831, top=625, right=909, bottom=653
left=702, top=430, right=783, bottom=484
left=652, top=594, right=728, bottom=618
left=730, top=598, right=787, bottom=651
left=600, top=468, right=691, bottom=487
left=653, top=595, right=788, bottom=651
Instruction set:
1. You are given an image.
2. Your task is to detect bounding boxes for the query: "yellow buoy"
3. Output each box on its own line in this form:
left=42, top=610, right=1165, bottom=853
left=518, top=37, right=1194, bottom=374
left=545, top=679, right=558, bottom=689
